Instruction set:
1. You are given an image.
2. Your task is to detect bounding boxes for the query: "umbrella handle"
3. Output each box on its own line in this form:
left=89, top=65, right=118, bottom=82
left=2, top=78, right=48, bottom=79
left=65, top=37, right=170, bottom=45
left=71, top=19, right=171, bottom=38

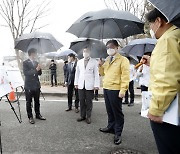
left=134, top=62, right=143, bottom=69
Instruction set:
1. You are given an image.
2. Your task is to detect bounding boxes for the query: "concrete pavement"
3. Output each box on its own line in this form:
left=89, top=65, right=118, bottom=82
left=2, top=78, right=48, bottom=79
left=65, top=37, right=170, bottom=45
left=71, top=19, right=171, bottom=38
left=0, top=95, right=158, bottom=154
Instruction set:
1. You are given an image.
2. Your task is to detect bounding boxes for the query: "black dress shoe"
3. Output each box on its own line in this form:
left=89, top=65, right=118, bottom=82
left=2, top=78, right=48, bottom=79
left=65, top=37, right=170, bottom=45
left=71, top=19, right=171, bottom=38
left=65, top=108, right=72, bottom=111
left=29, top=117, right=35, bottom=124
left=99, top=127, right=115, bottom=134
left=122, top=101, right=129, bottom=104
left=77, top=117, right=86, bottom=122
left=86, top=118, right=91, bottom=124
left=128, top=103, right=134, bottom=107
left=75, top=108, right=79, bottom=113
left=114, top=135, right=122, bottom=145
left=95, top=98, right=98, bottom=101
left=36, top=115, right=46, bottom=120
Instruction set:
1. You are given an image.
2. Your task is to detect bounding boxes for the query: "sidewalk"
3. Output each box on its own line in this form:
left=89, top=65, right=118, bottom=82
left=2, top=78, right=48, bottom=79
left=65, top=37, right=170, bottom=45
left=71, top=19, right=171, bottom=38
left=40, top=85, right=142, bottom=98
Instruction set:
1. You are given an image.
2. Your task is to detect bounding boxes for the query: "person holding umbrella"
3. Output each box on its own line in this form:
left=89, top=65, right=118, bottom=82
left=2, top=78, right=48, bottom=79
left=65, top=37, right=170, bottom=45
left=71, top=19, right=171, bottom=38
left=23, top=48, right=46, bottom=124
left=74, top=48, right=100, bottom=124
left=123, top=57, right=136, bottom=106
left=143, top=8, right=180, bottom=154
left=65, top=53, right=79, bottom=113
left=99, top=40, right=130, bottom=145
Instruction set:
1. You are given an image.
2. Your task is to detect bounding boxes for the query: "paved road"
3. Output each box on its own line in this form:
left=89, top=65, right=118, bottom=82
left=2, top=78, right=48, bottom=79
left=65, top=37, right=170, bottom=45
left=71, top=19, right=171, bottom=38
left=0, top=97, right=158, bottom=154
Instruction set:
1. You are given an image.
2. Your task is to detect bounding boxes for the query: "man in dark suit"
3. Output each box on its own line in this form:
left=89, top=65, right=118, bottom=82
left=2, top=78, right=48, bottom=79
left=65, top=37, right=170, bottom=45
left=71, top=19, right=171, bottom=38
left=23, top=48, right=46, bottom=124
left=65, top=53, right=79, bottom=113
left=49, top=59, right=57, bottom=87
left=63, top=60, right=68, bottom=86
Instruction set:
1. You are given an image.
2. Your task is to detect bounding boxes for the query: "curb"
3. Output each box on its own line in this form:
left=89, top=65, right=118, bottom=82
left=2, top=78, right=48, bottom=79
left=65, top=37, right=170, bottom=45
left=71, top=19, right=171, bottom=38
left=17, top=92, right=141, bottom=98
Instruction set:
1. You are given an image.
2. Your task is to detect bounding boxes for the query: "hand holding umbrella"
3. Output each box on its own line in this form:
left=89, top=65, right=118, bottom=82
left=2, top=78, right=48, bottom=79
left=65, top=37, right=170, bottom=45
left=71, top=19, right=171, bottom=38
left=135, top=55, right=151, bottom=69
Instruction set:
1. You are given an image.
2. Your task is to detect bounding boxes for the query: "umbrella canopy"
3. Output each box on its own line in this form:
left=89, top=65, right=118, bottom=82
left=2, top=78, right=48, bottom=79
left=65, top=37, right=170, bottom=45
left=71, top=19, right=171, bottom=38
left=119, top=51, right=139, bottom=65
left=70, top=38, right=107, bottom=59
left=45, top=49, right=77, bottom=60
left=44, top=52, right=60, bottom=59
left=67, top=9, right=144, bottom=39
left=58, top=49, right=77, bottom=57
left=148, top=0, right=180, bottom=28
left=15, top=32, right=63, bottom=54
left=121, top=38, right=157, bottom=57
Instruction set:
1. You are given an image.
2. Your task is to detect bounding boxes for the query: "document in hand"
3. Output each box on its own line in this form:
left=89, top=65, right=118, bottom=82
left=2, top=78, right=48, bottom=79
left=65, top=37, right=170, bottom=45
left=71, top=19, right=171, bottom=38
left=141, top=91, right=151, bottom=118
left=163, top=93, right=180, bottom=126
left=141, top=92, right=180, bottom=126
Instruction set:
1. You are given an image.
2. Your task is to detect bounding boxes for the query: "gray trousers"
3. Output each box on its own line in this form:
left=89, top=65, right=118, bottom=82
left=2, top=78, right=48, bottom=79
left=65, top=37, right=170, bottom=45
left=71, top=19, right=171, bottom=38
left=78, top=89, right=94, bottom=118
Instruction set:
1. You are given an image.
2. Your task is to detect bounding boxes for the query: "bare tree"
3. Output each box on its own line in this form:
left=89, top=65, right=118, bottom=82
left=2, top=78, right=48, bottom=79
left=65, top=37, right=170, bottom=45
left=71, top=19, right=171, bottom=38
left=104, top=0, right=153, bottom=47
left=0, top=0, right=50, bottom=68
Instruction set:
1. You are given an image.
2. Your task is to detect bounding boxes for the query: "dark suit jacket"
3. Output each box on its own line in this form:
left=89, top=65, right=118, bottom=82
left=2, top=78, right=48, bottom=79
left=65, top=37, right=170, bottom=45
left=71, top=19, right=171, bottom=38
left=23, top=59, right=42, bottom=90
left=49, top=63, right=57, bottom=74
left=66, top=61, right=77, bottom=86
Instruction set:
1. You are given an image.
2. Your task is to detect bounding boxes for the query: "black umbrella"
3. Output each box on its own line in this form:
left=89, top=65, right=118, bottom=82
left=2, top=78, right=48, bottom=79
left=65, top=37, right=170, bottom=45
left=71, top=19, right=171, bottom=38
left=15, top=32, right=63, bottom=54
left=148, top=0, right=180, bottom=28
left=67, top=9, right=144, bottom=39
left=70, top=38, right=107, bottom=59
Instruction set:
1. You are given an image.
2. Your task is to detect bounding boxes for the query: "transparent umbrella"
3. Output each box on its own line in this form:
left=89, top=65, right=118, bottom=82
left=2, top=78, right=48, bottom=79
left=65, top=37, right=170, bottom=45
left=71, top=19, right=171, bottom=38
left=121, top=38, right=157, bottom=57
left=44, top=49, right=77, bottom=60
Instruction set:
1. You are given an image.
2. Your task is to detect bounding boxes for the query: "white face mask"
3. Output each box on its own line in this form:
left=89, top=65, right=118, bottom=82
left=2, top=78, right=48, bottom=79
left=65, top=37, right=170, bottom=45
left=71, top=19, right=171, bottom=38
left=68, top=57, right=71, bottom=63
left=107, top=48, right=116, bottom=56
left=83, top=52, right=90, bottom=59
left=150, top=21, right=160, bottom=39
left=150, top=29, right=156, bottom=39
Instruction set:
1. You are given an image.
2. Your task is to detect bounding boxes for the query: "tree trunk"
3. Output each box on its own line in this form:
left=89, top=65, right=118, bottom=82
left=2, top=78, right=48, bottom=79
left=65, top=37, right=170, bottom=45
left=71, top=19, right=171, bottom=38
left=15, top=49, right=23, bottom=70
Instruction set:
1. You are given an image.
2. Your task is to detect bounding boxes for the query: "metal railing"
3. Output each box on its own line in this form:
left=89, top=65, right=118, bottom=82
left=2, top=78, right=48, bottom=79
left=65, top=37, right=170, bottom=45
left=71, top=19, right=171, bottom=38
left=21, top=69, right=65, bottom=85
left=40, top=70, right=64, bottom=85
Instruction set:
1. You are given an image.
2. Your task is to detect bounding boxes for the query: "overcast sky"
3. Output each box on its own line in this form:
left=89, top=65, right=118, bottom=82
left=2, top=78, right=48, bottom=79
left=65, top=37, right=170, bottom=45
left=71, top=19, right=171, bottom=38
left=0, top=0, right=106, bottom=62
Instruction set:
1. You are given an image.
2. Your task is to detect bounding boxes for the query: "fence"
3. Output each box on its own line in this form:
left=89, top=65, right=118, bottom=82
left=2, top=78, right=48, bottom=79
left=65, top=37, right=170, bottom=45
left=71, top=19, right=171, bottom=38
left=21, top=69, right=65, bottom=85
left=40, top=70, right=64, bottom=85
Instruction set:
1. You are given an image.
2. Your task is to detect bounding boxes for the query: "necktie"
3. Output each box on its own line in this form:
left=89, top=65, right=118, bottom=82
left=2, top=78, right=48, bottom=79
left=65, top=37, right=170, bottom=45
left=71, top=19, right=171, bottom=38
left=32, top=60, right=35, bottom=66
left=71, top=63, right=74, bottom=70
left=110, top=56, right=113, bottom=64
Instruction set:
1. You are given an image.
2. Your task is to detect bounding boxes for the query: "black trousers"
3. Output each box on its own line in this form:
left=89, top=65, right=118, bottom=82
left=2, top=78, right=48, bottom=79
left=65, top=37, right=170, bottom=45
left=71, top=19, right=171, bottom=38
left=78, top=89, right=94, bottom=118
left=51, top=73, right=57, bottom=86
left=67, top=84, right=79, bottom=109
left=150, top=121, right=180, bottom=154
left=140, top=85, right=148, bottom=92
left=94, top=89, right=98, bottom=99
left=125, top=80, right=134, bottom=104
left=104, top=89, right=124, bottom=136
left=25, top=89, right=40, bottom=118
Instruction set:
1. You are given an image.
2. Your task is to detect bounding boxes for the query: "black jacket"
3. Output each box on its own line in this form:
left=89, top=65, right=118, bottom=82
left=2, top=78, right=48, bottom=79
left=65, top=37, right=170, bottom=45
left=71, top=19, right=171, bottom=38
left=63, top=64, right=68, bottom=78
left=49, top=63, right=57, bottom=74
left=66, top=61, right=77, bottom=86
left=23, top=59, right=42, bottom=90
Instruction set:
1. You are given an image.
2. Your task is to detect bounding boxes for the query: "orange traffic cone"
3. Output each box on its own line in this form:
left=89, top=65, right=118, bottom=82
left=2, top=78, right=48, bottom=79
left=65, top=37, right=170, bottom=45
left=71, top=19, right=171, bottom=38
left=8, top=82, right=16, bottom=102
left=9, top=91, right=16, bottom=102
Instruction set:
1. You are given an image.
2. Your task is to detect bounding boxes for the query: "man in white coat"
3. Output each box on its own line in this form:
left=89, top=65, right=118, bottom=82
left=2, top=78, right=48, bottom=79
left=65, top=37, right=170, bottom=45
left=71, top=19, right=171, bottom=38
left=74, top=48, right=100, bottom=124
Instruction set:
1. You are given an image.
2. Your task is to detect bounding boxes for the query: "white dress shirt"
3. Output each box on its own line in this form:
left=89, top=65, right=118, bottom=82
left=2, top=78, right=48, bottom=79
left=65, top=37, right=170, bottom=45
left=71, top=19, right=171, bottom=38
left=137, top=64, right=150, bottom=87
left=130, top=64, right=136, bottom=82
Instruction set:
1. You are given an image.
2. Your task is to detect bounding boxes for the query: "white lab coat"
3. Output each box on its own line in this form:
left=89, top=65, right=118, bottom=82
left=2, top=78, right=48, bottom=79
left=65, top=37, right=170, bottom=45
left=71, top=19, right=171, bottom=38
left=74, top=58, right=100, bottom=90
